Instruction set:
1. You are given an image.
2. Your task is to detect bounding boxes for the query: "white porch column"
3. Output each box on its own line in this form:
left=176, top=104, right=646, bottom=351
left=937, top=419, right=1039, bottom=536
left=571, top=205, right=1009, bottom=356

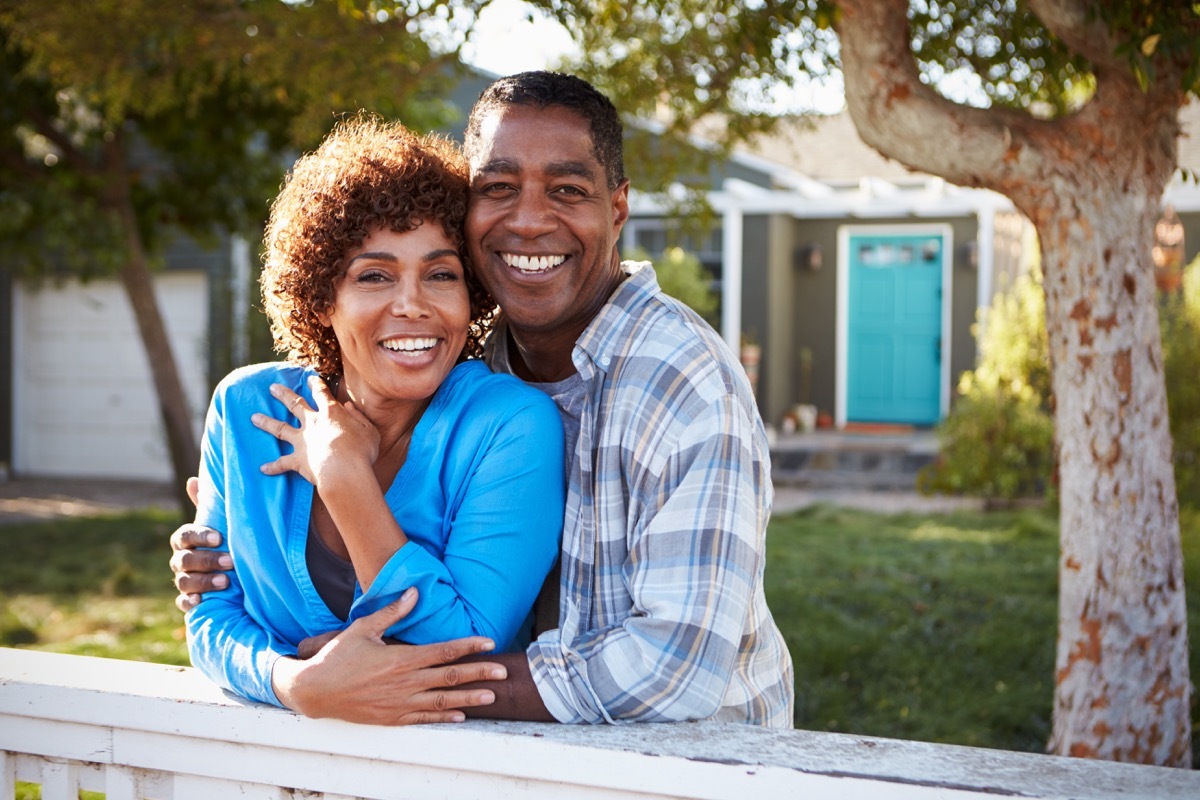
left=721, top=204, right=744, bottom=355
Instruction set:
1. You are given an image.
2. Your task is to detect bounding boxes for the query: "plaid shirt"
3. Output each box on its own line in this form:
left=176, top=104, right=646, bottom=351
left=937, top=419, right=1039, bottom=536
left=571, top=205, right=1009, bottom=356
left=487, top=263, right=794, bottom=726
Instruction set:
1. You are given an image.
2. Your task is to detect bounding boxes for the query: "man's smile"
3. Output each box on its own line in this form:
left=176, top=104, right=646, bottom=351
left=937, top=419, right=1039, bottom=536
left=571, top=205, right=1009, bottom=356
left=501, top=252, right=568, bottom=274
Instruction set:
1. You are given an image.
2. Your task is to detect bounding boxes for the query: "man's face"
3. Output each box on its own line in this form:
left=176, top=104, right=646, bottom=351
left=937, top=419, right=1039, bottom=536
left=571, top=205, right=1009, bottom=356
left=466, top=104, right=630, bottom=346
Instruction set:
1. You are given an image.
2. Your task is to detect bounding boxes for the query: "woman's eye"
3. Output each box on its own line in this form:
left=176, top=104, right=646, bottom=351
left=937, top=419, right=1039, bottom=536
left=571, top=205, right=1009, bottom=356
left=355, top=269, right=389, bottom=283
left=431, top=268, right=461, bottom=282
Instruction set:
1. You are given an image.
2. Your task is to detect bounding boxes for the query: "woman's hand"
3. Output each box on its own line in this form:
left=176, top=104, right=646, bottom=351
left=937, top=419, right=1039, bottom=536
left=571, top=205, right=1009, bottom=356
left=254, top=375, right=380, bottom=490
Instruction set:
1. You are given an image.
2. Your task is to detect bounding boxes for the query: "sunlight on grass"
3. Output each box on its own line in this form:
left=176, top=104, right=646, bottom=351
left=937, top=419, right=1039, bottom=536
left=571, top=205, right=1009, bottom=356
left=904, top=521, right=1011, bottom=544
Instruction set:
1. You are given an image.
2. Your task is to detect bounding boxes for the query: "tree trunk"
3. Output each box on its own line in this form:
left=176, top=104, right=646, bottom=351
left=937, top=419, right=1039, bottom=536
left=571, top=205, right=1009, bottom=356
left=1038, top=167, right=1191, bottom=768
left=104, top=137, right=200, bottom=516
left=836, top=0, right=1191, bottom=766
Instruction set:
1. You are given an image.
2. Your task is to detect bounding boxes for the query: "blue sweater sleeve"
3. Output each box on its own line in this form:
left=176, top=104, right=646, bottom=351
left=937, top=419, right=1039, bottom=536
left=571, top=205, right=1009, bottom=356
left=350, top=387, right=565, bottom=650
left=185, top=373, right=296, bottom=707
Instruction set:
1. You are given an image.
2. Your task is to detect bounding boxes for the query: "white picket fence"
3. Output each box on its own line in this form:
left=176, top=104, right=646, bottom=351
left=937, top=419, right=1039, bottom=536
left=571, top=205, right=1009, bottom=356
left=1, top=648, right=1197, bottom=800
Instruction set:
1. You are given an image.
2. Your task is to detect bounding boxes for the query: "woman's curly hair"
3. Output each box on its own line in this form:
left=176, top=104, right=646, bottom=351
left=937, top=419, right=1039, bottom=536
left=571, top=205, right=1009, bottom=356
left=261, top=116, right=496, bottom=376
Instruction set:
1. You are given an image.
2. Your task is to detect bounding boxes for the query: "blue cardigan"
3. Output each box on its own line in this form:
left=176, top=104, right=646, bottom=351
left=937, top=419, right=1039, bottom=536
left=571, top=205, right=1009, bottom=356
left=186, top=360, right=564, bottom=706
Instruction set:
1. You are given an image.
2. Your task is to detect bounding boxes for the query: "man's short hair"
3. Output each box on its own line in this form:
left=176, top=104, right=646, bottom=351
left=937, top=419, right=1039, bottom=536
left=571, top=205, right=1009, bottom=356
left=464, top=71, right=626, bottom=191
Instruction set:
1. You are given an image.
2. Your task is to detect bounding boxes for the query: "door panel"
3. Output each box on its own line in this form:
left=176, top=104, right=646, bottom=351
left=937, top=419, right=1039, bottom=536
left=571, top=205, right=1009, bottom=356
left=846, top=233, right=943, bottom=425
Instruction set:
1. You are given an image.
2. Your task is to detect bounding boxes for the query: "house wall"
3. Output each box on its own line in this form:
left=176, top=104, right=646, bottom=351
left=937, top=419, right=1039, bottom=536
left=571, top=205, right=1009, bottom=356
left=1179, top=209, right=1200, bottom=268
left=743, top=214, right=981, bottom=429
left=11, top=272, right=210, bottom=481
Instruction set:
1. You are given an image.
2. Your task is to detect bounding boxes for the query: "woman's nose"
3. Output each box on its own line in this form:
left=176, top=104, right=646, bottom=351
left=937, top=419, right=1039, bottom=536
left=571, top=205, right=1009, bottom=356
left=389, top=278, right=432, bottom=317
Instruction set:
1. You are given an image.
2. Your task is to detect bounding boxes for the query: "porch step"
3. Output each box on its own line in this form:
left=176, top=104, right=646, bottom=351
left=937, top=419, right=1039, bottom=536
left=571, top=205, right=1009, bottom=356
left=769, top=430, right=939, bottom=491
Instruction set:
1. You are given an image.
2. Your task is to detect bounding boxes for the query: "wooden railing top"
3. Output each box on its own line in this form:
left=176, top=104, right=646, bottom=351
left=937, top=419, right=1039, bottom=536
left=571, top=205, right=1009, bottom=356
left=2, top=647, right=1197, bottom=799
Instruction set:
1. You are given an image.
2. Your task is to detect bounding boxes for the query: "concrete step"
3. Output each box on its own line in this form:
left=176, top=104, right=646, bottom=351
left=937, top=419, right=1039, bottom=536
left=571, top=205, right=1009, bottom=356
left=769, top=430, right=938, bottom=491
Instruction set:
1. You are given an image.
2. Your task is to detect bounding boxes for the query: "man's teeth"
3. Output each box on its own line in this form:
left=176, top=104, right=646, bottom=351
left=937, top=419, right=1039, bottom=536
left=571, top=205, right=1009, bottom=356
left=382, top=337, right=437, bottom=352
left=502, top=253, right=566, bottom=273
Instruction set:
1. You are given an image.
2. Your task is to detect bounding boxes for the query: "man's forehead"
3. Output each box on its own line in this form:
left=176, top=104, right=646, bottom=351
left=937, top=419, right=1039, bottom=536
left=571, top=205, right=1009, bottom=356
left=468, top=105, right=598, bottom=170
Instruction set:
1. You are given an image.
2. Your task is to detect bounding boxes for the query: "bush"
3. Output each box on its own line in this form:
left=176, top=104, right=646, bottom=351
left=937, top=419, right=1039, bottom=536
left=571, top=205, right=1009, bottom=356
left=1163, top=253, right=1200, bottom=507
left=626, top=245, right=719, bottom=324
left=920, top=261, right=1056, bottom=503
left=918, top=389, right=1055, bottom=503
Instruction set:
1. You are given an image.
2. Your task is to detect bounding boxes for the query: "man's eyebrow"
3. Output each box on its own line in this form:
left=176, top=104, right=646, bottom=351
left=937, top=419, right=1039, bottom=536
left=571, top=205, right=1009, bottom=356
left=473, top=158, right=598, bottom=181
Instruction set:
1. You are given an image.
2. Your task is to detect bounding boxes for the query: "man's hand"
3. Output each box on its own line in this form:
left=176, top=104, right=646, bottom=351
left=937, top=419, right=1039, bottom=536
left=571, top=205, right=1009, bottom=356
left=170, top=475, right=229, bottom=612
left=273, top=588, right=509, bottom=725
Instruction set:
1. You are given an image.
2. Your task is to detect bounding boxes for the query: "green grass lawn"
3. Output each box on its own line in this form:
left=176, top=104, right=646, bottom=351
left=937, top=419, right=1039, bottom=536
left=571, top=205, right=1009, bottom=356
left=1, top=503, right=1197, bottom=761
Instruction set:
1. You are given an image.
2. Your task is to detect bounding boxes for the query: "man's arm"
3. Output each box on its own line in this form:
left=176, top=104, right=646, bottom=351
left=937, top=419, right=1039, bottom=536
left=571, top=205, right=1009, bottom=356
left=456, top=652, right=555, bottom=722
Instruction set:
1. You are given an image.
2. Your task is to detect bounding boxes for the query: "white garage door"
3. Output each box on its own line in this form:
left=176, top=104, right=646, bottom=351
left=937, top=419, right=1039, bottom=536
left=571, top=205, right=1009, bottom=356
left=13, top=273, right=209, bottom=480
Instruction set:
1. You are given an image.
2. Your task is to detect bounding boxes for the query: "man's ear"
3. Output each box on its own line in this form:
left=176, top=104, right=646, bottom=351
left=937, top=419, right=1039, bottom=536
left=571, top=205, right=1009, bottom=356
left=611, top=178, right=630, bottom=235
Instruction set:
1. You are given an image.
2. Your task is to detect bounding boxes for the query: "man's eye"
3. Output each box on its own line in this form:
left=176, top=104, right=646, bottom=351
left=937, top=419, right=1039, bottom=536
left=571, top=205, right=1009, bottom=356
left=555, top=185, right=586, bottom=197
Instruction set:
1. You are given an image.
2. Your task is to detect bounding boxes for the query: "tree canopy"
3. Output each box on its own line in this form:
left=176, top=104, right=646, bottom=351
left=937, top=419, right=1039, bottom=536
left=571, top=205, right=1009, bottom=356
left=0, top=0, right=475, bottom=510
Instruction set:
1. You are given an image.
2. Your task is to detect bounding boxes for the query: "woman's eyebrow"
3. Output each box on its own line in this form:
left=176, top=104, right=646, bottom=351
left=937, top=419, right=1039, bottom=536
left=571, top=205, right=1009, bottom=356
left=347, top=250, right=396, bottom=265
left=421, top=248, right=460, bottom=263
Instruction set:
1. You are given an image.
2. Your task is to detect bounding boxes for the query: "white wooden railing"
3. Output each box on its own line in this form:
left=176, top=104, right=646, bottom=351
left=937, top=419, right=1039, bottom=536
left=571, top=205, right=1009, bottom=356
left=1, top=648, right=1197, bottom=799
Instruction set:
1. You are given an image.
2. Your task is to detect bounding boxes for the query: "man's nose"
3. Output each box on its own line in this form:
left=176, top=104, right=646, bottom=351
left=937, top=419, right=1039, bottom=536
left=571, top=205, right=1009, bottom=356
left=504, top=190, right=557, bottom=237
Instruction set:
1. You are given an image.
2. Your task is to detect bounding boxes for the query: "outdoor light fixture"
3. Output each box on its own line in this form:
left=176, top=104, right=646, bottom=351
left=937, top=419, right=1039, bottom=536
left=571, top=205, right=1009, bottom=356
left=958, top=240, right=979, bottom=270
left=794, top=243, right=823, bottom=271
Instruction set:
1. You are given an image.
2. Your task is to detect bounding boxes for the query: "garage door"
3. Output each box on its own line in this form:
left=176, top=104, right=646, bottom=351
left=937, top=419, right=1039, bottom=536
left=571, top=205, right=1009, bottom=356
left=13, top=273, right=209, bottom=480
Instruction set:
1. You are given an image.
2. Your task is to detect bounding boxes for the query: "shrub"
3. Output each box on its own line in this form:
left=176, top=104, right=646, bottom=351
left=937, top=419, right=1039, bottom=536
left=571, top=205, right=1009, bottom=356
left=626, top=245, right=719, bottom=324
left=1163, top=253, right=1200, bottom=507
left=920, top=261, right=1055, bottom=503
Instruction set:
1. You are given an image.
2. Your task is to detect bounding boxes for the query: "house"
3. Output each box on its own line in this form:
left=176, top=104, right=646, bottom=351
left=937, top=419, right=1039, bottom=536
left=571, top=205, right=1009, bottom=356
left=3, top=87, right=1199, bottom=481
left=629, top=102, right=1200, bottom=430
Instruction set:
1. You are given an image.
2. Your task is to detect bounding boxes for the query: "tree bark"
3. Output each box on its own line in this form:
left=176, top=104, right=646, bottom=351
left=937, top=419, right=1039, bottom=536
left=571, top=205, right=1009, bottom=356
left=837, top=0, right=1191, bottom=767
left=103, top=135, right=200, bottom=517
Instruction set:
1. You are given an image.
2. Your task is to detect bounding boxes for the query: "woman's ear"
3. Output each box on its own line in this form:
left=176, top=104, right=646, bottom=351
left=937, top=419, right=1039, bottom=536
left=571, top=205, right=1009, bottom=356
left=315, top=304, right=332, bottom=327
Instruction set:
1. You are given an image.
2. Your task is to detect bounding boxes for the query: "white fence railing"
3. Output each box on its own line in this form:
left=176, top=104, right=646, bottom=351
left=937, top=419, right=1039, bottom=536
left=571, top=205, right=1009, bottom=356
left=1, top=647, right=1197, bottom=799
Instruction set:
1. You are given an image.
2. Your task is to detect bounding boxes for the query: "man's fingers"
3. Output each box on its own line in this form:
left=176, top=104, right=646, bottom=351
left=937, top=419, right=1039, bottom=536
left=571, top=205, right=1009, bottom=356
left=174, top=570, right=230, bottom=596
left=175, top=592, right=201, bottom=613
left=169, top=523, right=223, bottom=552
left=170, top=548, right=232, bottom=576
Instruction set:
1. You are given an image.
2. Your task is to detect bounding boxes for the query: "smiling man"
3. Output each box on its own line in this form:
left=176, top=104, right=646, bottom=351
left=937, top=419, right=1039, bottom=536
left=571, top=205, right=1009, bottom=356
left=173, top=71, right=794, bottom=727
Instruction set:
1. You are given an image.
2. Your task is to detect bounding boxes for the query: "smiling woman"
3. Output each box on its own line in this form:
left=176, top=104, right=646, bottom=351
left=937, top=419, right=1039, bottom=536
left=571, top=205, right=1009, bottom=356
left=180, top=117, right=565, bottom=721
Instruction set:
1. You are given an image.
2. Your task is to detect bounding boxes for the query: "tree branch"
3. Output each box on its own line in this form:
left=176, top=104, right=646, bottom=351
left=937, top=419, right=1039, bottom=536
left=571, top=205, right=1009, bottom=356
left=834, top=0, right=1044, bottom=191
left=0, top=149, right=44, bottom=181
left=25, top=106, right=97, bottom=176
left=1026, top=0, right=1122, bottom=72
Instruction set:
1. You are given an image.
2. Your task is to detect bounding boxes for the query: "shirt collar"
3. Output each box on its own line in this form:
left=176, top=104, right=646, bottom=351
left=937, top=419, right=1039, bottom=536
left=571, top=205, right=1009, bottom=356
left=573, top=260, right=658, bottom=376
left=485, top=260, right=660, bottom=379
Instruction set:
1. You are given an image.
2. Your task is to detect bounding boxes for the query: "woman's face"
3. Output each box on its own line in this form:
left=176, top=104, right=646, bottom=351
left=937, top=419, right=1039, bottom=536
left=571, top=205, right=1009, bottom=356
left=318, top=224, right=469, bottom=410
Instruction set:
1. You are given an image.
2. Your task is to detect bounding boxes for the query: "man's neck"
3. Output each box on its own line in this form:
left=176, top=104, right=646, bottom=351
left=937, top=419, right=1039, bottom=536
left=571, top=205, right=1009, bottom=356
left=506, top=328, right=578, bottom=384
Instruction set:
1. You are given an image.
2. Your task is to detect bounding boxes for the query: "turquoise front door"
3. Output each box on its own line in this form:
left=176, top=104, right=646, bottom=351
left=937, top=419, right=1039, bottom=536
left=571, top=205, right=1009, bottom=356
left=846, top=232, right=944, bottom=425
